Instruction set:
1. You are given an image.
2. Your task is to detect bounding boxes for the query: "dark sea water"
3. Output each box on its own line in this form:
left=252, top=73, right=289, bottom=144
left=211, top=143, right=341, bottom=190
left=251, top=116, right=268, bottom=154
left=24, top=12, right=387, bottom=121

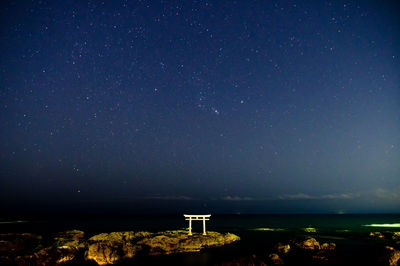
left=1, top=214, right=399, bottom=265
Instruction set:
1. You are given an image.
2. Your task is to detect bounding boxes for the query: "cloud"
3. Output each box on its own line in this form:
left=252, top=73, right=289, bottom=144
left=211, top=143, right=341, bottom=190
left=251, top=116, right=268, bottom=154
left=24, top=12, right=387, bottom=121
left=374, top=188, right=400, bottom=200
left=320, top=193, right=358, bottom=199
left=222, top=196, right=254, bottom=201
left=279, top=193, right=359, bottom=200
left=279, top=193, right=315, bottom=200
left=144, top=195, right=194, bottom=200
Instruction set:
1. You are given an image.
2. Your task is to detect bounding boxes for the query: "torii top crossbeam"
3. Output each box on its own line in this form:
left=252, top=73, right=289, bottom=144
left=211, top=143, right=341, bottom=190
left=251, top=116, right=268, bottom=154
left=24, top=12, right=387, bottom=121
left=184, top=214, right=211, bottom=235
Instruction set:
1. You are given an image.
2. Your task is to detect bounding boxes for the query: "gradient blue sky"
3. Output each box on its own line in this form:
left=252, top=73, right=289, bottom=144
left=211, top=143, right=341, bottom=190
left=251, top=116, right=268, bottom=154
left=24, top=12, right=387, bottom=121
left=1, top=0, right=399, bottom=214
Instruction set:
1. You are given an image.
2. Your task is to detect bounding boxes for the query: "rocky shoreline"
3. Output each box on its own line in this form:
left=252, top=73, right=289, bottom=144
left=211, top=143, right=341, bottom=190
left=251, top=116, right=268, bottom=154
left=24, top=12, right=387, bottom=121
left=0, top=230, right=240, bottom=265
left=1, top=229, right=400, bottom=265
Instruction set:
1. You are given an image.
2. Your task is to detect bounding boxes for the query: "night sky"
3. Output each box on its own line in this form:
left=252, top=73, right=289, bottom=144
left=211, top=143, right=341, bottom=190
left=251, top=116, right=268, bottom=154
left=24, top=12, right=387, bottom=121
left=1, top=0, right=399, bottom=214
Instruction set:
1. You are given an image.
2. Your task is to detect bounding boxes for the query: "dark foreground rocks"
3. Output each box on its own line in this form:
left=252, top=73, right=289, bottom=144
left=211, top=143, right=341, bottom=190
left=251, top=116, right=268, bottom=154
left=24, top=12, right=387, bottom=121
left=0, top=230, right=239, bottom=265
left=216, top=237, right=337, bottom=266
left=217, top=231, right=400, bottom=266
left=0, top=230, right=86, bottom=265
left=382, top=246, right=400, bottom=266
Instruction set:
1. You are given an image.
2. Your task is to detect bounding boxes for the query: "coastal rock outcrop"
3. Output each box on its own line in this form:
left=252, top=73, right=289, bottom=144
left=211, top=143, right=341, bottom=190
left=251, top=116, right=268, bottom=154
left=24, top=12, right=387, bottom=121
left=85, top=230, right=240, bottom=265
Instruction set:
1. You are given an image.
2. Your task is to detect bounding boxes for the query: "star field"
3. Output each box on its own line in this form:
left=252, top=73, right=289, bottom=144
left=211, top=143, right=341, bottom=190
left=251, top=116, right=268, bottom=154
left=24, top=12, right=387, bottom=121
left=1, top=0, right=399, bottom=214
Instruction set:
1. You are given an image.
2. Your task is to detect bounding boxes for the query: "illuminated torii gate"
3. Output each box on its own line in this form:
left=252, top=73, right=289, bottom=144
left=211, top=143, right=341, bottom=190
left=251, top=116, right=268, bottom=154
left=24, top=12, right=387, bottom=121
left=184, top=214, right=211, bottom=235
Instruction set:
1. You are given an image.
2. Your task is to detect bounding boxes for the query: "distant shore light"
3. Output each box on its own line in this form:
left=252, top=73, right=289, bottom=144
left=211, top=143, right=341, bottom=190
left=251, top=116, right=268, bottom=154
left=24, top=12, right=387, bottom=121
left=363, top=223, right=400, bottom=228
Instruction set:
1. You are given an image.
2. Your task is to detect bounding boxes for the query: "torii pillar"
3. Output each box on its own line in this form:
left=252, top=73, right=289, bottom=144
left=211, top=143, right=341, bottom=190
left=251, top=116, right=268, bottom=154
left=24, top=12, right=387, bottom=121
left=184, top=214, right=211, bottom=235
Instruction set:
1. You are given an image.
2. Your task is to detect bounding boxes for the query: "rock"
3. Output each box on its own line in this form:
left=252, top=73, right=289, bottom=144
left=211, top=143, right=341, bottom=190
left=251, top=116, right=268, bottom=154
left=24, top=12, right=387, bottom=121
left=34, top=230, right=87, bottom=265
left=137, top=231, right=240, bottom=255
left=55, top=229, right=84, bottom=241
left=384, top=246, right=400, bottom=266
left=275, top=242, right=290, bottom=254
left=320, top=242, right=336, bottom=250
left=34, top=245, right=77, bottom=265
left=14, top=254, right=36, bottom=265
left=268, top=253, right=284, bottom=265
left=293, top=237, right=320, bottom=250
left=88, top=231, right=151, bottom=242
left=0, top=231, right=87, bottom=265
left=369, top=232, right=385, bottom=239
left=392, top=232, right=400, bottom=240
left=86, top=231, right=146, bottom=265
left=303, top=227, right=317, bottom=233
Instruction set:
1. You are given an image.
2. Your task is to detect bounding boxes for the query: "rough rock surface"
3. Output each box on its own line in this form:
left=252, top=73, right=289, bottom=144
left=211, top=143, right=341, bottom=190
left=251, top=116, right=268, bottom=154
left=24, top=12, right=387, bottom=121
left=35, top=230, right=86, bottom=265
left=137, top=230, right=240, bottom=255
left=86, top=232, right=147, bottom=265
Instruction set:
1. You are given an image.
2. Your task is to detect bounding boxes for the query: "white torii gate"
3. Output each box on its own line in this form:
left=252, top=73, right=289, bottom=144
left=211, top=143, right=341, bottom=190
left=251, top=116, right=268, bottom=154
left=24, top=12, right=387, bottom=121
left=184, top=214, right=211, bottom=235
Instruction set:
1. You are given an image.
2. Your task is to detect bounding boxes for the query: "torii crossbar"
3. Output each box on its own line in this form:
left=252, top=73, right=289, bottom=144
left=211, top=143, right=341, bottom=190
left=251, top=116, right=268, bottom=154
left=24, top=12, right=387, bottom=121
left=184, top=214, right=211, bottom=235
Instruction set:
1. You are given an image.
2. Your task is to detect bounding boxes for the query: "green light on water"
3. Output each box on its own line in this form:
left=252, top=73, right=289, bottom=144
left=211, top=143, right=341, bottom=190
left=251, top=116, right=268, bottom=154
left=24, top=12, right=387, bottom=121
left=303, top=227, right=317, bottom=233
left=252, top=228, right=286, bottom=231
left=363, top=223, right=400, bottom=228
left=0, top=220, right=27, bottom=224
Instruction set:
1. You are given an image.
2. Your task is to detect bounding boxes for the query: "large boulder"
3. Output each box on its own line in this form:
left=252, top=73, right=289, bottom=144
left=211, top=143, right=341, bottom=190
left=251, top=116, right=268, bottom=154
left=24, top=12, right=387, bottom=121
left=268, top=253, right=284, bottom=265
left=320, top=242, right=336, bottom=251
left=293, top=237, right=320, bottom=250
left=275, top=242, right=290, bottom=254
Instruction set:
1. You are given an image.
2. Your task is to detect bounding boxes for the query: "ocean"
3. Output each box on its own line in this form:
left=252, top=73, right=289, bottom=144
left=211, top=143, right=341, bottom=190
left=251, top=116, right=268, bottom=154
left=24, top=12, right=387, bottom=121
left=1, top=214, right=399, bottom=265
